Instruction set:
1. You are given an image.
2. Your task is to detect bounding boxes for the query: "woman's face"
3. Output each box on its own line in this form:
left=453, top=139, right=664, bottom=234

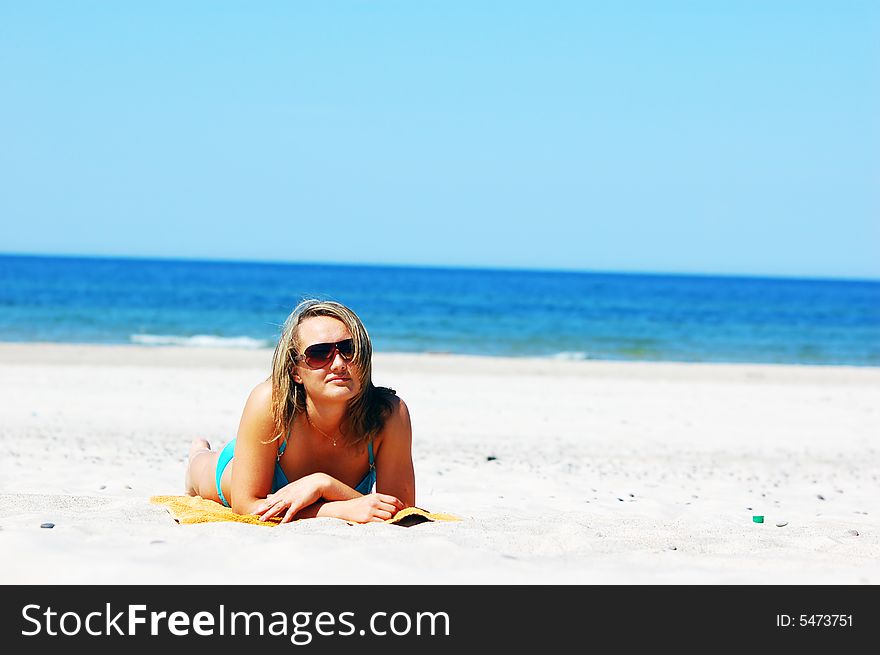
left=292, top=316, right=362, bottom=403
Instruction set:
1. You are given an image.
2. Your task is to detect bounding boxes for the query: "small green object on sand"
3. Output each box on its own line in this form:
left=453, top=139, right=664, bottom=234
left=752, top=515, right=764, bottom=523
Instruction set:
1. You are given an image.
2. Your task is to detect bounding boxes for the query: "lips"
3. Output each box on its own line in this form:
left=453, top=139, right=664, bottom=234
left=327, top=376, right=350, bottom=383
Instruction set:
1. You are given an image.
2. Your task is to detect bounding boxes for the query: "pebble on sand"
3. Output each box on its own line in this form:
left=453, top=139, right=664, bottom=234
left=775, top=521, right=788, bottom=527
left=847, top=530, right=860, bottom=536
left=486, top=456, right=497, bottom=461
left=816, top=494, right=826, bottom=500
left=40, top=523, right=55, bottom=529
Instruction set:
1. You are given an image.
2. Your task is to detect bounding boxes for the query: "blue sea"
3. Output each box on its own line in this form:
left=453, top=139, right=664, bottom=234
left=1, top=254, right=878, bottom=366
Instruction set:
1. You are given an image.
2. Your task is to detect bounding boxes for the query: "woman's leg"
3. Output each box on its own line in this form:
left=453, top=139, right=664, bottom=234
left=184, top=439, right=223, bottom=502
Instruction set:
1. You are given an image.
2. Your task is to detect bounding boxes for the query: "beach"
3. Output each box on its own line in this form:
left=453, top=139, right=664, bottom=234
left=1, top=342, right=878, bottom=585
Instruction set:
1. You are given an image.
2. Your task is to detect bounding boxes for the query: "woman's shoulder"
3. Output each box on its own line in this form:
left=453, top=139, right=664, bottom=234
left=370, top=385, right=405, bottom=416
left=378, top=393, right=411, bottom=435
left=246, top=379, right=273, bottom=408
left=253, top=378, right=273, bottom=396
left=372, top=384, right=400, bottom=406
left=238, top=379, right=275, bottom=432
left=389, top=393, right=409, bottom=418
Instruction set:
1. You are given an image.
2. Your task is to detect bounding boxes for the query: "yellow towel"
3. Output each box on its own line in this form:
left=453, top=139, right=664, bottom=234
left=150, top=495, right=460, bottom=527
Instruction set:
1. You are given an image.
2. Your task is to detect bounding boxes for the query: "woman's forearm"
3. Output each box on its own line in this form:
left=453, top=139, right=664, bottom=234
left=232, top=473, right=361, bottom=517
left=319, top=474, right=363, bottom=502
left=292, top=499, right=349, bottom=520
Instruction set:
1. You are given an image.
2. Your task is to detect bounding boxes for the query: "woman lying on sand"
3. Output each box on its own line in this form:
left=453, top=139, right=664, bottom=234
left=184, top=299, right=414, bottom=523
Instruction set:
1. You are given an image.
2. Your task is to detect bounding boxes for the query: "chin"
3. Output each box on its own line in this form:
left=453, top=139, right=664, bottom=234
left=325, top=385, right=359, bottom=400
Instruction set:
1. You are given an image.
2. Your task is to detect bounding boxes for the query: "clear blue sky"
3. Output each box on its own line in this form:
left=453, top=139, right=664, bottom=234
left=2, top=2, right=878, bottom=279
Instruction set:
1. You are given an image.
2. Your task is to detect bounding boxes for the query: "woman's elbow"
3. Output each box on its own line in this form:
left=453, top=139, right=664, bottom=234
left=396, top=484, right=416, bottom=508
left=231, top=497, right=260, bottom=515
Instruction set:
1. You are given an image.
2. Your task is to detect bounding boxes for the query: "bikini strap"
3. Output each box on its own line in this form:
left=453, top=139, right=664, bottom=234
left=277, top=426, right=292, bottom=460
left=368, top=440, right=375, bottom=470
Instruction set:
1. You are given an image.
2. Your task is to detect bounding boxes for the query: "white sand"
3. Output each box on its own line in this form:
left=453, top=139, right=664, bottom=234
left=0, top=342, right=877, bottom=584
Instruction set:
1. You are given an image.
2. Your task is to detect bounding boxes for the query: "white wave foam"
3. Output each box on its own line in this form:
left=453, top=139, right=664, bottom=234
left=130, top=334, right=269, bottom=349
left=550, top=351, right=590, bottom=360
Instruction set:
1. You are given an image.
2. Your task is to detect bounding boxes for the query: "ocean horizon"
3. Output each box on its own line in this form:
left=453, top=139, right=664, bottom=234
left=1, top=253, right=878, bottom=367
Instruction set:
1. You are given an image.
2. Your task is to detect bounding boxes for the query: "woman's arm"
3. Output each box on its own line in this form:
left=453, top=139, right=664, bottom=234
left=374, top=397, right=416, bottom=507
left=253, top=472, right=365, bottom=522
left=228, top=381, right=288, bottom=516
left=298, top=494, right=406, bottom=522
left=230, top=382, right=381, bottom=521
left=282, top=397, right=415, bottom=523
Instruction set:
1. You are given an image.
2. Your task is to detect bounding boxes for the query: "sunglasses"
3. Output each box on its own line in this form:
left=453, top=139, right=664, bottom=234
left=294, top=338, right=355, bottom=369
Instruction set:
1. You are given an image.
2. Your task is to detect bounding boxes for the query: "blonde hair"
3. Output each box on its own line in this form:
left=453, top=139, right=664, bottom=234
left=269, top=299, right=396, bottom=447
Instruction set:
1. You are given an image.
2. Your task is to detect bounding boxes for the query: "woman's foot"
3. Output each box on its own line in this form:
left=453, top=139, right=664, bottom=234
left=184, top=438, right=212, bottom=496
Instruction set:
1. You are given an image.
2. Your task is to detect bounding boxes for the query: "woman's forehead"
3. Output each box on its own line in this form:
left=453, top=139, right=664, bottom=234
left=297, top=316, right=350, bottom=344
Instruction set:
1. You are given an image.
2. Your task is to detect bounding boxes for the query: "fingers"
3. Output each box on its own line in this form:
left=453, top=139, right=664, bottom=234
left=259, top=496, right=291, bottom=521
left=357, top=494, right=405, bottom=521
left=375, top=494, right=406, bottom=513
left=371, top=503, right=400, bottom=521
left=259, top=502, right=284, bottom=521
left=259, top=496, right=309, bottom=523
left=255, top=493, right=279, bottom=515
left=280, top=503, right=300, bottom=524
left=375, top=494, right=404, bottom=508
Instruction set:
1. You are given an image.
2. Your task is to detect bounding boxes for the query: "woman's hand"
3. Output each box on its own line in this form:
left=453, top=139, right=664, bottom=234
left=253, top=473, right=329, bottom=523
left=320, top=493, right=406, bottom=523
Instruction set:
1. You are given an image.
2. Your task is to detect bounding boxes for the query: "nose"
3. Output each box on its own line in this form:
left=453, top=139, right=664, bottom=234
left=330, top=349, right=348, bottom=371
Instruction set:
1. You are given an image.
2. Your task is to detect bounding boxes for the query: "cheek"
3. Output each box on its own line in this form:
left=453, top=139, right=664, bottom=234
left=299, top=373, right=318, bottom=389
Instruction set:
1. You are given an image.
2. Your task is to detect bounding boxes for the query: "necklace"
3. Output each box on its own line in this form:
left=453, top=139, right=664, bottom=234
left=306, top=412, right=340, bottom=447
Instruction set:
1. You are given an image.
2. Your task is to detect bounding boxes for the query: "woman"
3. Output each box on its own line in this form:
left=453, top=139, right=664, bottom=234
left=184, top=299, right=414, bottom=523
